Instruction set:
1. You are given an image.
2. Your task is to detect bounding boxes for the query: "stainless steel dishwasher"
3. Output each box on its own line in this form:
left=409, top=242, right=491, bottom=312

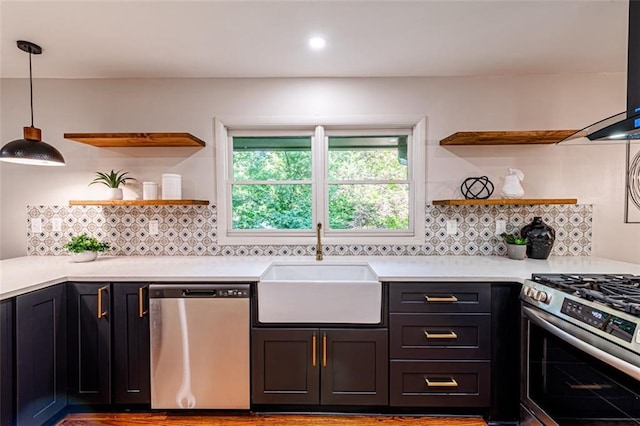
left=149, top=283, right=250, bottom=409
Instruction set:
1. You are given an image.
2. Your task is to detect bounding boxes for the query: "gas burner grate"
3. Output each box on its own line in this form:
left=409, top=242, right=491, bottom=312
left=531, top=273, right=640, bottom=315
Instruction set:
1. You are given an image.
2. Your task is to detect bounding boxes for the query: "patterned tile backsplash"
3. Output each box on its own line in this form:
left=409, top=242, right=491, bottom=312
left=26, top=203, right=592, bottom=257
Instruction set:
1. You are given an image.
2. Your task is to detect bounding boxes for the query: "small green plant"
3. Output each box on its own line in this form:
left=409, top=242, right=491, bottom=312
left=501, top=232, right=528, bottom=245
left=65, top=234, right=111, bottom=253
left=89, top=170, right=135, bottom=188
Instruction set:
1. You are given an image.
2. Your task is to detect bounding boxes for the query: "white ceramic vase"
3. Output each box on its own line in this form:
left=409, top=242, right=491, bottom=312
left=501, top=168, right=525, bottom=198
left=106, top=188, right=123, bottom=200
left=506, top=244, right=527, bottom=260
left=70, top=251, right=98, bottom=263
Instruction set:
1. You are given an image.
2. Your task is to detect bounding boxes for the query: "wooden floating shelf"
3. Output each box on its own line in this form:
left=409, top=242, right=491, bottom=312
left=432, top=198, right=578, bottom=206
left=69, top=200, right=209, bottom=206
left=440, top=130, right=578, bottom=146
left=63, top=132, right=206, bottom=147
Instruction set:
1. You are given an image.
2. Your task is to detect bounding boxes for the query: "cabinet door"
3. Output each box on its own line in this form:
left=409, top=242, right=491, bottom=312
left=16, top=284, right=67, bottom=426
left=251, top=328, right=319, bottom=405
left=67, top=282, right=111, bottom=405
left=321, top=328, right=388, bottom=406
left=1, top=299, right=15, bottom=426
left=112, top=283, right=150, bottom=405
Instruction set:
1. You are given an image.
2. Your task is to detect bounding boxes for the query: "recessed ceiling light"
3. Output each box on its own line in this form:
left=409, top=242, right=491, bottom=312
left=308, top=36, right=326, bottom=50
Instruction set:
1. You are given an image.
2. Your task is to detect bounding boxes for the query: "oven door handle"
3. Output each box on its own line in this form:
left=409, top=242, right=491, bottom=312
left=523, top=306, right=640, bottom=381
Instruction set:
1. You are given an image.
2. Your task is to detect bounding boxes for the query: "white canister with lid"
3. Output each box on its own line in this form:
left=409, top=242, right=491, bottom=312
left=162, top=174, right=182, bottom=199
left=142, top=182, right=158, bottom=200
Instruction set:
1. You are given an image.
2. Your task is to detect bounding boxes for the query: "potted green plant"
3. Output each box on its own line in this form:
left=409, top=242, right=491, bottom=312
left=501, top=232, right=528, bottom=260
left=90, top=169, right=135, bottom=200
left=64, top=233, right=111, bottom=262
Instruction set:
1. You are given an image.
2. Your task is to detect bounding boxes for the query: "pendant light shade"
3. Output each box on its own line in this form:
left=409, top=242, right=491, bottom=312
left=0, top=41, right=65, bottom=166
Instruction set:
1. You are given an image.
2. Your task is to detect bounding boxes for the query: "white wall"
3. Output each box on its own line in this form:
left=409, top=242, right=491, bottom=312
left=1, top=75, right=638, bottom=263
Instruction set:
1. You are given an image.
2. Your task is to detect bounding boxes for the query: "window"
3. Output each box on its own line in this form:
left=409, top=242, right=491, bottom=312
left=215, top=118, right=425, bottom=245
left=232, top=135, right=313, bottom=231
left=327, top=134, right=409, bottom=232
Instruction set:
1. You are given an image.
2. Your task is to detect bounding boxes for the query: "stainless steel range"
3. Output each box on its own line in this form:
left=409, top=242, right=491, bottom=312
left=521, top=274, right=640, bottom=425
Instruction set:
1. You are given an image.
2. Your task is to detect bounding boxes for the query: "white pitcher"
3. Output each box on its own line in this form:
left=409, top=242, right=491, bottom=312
left=501, top=168, right=525, bottom=198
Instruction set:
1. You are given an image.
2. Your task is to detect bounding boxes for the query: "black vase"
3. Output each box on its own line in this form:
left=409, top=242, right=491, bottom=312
left=520, top=216, right=555, bottom=259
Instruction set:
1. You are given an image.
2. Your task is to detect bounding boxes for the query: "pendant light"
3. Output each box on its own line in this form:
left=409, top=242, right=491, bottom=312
left=0, top=40, right=65, bottom=166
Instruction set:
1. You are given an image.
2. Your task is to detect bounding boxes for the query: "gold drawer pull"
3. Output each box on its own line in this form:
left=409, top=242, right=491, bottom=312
left=568, top=383, right=612, bottom=390
left=138, top=285, right=148, bottom=318
left=312, top=333, right=317, bottom=367
left=425, top=378, right=458, bottom=387
left=322, top=333, right=327, bottom=367
left=97, top=285, right=109, bottom=319
left=424, top=331, right=458, bottom=339
left=424, top=295, right=458, bottom=303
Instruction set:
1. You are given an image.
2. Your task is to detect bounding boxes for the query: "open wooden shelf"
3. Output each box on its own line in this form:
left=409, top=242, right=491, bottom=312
left=63, top=133, right=206, bottom=147
left=69, top=200, right=209, bottom=206
left=432, top=198, right=577, bottom=206
left=440, top=130, right=578, bottom=146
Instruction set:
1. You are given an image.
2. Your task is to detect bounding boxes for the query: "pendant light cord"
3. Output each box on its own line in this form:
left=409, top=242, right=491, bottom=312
left=29, top=51, right=34, bottom=127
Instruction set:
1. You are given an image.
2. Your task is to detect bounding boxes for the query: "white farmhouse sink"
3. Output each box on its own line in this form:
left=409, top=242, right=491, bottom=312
left=258, top=262, right=381, bottom=324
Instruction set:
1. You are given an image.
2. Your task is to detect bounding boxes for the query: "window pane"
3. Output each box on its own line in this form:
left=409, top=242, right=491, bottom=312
left=232, top=184, right=312, bottom=230
left=328, top=184, right=409, bottom=230
left=328, top=136, right=408, bottom=181
left=233, top=136, right=312, bottom=181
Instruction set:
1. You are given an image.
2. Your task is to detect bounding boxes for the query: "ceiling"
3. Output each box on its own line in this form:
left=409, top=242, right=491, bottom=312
left=0, top=0, right=630, bottom=79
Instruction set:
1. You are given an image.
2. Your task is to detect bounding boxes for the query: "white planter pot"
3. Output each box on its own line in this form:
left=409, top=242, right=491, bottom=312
left=106, top=188, right=123, bottom=200
left=70, top=251, right=98, bottom=263
left=506, top=244, right=527, bottom=260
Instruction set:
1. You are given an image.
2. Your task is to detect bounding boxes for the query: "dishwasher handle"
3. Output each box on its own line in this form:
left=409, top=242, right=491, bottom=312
left=149, top=283, right=250, bottom=299
left=183, top=289, right=216, bottom=297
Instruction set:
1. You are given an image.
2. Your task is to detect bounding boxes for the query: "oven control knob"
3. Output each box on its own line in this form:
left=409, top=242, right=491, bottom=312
left=534, top=291, right=551, bottom=304
left=523, top=286, right=533, bottom=297
left=528, top=288, right=539, bottom=299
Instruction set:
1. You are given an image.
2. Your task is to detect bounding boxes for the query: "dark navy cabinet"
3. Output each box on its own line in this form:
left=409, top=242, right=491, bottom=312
left=112, top=283, right=150, bottom=404
left=16, top=284, right=67, bottom=426
left=1, top=298, right=15, bottom=426
left=252, top=328, right=388, bottom=406
left=67, top=282, right=111, bottom=405
left=67, top=282, right=150, bottom=406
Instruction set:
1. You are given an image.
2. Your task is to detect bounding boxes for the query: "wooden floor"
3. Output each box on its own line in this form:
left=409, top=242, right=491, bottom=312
left=58, top=413, right=488, bottom=425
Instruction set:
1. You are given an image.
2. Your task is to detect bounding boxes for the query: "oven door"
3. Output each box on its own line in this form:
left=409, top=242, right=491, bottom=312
left=521, top=304, right=640, bottom=425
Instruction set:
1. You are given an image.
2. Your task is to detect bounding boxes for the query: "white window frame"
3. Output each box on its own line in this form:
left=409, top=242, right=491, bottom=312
left=214, top=116, right=426, bottom=246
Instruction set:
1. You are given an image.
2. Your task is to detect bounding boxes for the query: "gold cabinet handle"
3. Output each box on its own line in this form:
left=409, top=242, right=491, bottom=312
left=425, top=378, right=458, bottom=387
left=138, top=285, right=148, bottom=318
left=97, top=285, right=109, bottom=319
left=568, top=383, right=611, bottom=390
left=312, top=333, right=317, bottom=367
left=322, top=333, right=327, bottom=367
left=424, top=331, right=458, bottom=339
left=424, top=295, right=458, bottom=303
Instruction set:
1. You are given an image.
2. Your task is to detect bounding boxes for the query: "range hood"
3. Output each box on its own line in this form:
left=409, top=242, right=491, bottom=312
left=564, top=0, right=640, bottom=142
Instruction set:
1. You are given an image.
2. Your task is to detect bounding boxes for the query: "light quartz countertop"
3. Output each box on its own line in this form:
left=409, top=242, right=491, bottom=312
left=1, top=255, right=640, bottom=300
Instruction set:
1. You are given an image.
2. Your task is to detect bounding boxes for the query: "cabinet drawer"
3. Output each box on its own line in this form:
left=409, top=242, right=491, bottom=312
left=390, top=314, right=490, bottom=359
left=390, top=361, right=490, bottom=407
left=389, top=283, right=491, bottom=313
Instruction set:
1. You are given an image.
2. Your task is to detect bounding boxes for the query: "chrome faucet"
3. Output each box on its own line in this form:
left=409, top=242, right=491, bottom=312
left=316, top=223, right=323, bottom=261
